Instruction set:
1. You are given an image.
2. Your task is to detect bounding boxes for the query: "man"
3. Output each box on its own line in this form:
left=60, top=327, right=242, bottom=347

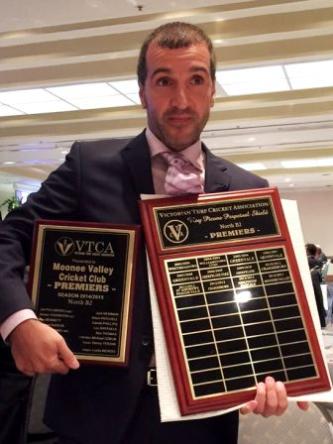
left=306, top=243, right=321, bottom=270
left=316, top=245, right=328, bottom=269
left=305, top=243, right=326, bottom=327
left=0, top=22, right=307, bottom=444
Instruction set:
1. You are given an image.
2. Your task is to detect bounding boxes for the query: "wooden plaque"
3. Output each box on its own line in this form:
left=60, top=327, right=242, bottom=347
left=140, top=187, right=330, bottom=414
left=29, top=220, right=139, bottom=366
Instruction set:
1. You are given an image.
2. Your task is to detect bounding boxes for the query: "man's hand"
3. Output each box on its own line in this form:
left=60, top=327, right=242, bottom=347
left=240, top=376, right=309, bottom=416
left=9, top=319, right=80, bottom=376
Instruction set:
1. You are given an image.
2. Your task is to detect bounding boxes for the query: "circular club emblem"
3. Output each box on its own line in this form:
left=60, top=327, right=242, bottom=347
left=55, top=237, right=75, bottom=256
left=163, top=220, right=189, bottom=244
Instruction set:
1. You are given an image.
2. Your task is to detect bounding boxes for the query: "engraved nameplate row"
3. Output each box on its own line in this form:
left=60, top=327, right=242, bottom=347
left=140, top=188, right=330, bottom=414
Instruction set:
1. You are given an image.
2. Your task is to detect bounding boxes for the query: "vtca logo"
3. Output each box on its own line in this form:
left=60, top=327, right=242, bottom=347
left=163, top=220, right=189, bottom=244
left=55, top=237, right=75, bottom=256
left=55, top=237, right=115, bottom=257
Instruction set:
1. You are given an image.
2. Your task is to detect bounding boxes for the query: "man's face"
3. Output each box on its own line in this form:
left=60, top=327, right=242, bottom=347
left=139, top=42, right=215, bottom=152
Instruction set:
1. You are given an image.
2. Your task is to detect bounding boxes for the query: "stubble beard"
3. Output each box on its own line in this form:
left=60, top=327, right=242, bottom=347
left=149, top=109, right=210, bottom=152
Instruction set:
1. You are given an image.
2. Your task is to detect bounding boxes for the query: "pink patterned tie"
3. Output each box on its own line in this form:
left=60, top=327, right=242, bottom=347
left=161, top=152, right=204, bottom=195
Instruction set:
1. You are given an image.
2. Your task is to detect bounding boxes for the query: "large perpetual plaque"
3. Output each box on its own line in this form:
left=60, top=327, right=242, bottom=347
left=29, top=220, right=139, bottom=366
left=139, top=188, right=330, bottom=414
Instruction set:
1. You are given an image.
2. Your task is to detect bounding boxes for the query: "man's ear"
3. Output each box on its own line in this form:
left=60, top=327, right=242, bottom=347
left=139, top=83, right=147, bottom=109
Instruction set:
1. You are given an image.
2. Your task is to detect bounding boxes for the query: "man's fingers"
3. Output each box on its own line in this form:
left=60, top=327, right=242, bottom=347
left=240, top=400, right=257, bottom=415
left=241, top=377, right=307, bottom=418
left=50, top=359, right=72, bottom=375
left=263, top=376, right=278, bottom=416
left=244, top=377, right=289, bottom=417
left=274, top=381, right=288, bottom=416
left=57, top=338, right=80, bottom=370
left=297, top=401, right=310, bottom=411
left=253, top=382, right=266, bottom=414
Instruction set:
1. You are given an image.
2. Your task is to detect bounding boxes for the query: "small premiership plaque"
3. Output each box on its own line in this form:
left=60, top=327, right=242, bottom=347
left=29, top=221, right=139, bottom=366
left=140, top=188, right=330, bottom=415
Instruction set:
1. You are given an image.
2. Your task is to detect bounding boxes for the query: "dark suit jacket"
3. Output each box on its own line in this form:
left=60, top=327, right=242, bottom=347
left=0, top=131, right=268, bottom=444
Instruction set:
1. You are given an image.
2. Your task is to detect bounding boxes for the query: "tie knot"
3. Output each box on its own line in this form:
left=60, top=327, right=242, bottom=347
left=160, top=151, right=204, bottom=195
left=161, top=151, right=200, bottom=173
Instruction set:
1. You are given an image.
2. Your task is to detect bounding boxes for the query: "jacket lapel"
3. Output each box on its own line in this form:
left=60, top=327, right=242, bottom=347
left=203, top=144, right=231, bottom=193
left=121, top=130, right=155, bottom=196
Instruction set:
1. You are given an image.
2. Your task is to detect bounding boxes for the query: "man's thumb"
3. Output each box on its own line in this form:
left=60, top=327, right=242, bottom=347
left=58, top=340, right=80, bottom=369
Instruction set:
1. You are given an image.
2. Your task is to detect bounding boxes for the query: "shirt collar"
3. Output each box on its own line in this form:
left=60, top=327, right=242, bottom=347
left=145, top=127, right=204, bottom=171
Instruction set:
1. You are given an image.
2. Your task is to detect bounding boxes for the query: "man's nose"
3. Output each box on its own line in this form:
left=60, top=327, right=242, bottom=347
left=170, top=85, right=189, bottom=109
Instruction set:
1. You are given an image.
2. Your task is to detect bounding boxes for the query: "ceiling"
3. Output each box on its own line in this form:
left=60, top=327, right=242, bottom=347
left=1, top=0, right=333, bottom=192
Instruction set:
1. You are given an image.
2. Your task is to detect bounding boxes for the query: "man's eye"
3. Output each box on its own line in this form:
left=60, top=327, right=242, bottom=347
left=156, top=77, right=171, bottom=86
left=191, top=75, right=205, bottom=85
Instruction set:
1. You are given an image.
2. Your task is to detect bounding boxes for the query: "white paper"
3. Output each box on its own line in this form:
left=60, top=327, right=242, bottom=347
left=281, top=199, right=333, bottom=404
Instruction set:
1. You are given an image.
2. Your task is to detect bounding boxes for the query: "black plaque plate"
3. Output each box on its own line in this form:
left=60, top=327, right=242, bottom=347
left=29, top=220, right=139, bottom=366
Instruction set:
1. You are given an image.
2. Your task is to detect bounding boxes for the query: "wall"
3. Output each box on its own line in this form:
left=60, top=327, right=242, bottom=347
left=280, top=189, right=333, bottom=256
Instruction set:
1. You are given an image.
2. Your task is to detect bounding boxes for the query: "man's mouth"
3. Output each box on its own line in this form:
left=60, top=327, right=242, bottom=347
left=167, top=114, right=193, bottom=125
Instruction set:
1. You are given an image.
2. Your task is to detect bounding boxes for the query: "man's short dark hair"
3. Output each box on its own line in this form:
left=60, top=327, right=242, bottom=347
left=137, top=22, right=216, bottom=85
left=306, top=243, right=317, bottom=256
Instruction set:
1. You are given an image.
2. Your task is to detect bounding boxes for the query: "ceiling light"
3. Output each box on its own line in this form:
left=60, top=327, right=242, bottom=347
left=238, top=162, right=267, bottom=171
left=3, top=161, right=16, bottom=165
left=14, top=101, right=77, bottom=114
left=72, top=95, right=133, bottom=109
left=108, top=80, right=139, bottom=95
left=0, top=105, right=24, bottom=116
left=216, top=65, right=289, bottom=96
left=281, top=158, right=333, bottom=168
left=0, top=81, right=140, bottom=116
left=47, top=83, right=117, bottom=100
left=285, top=59, right=333, bottom=89
left=0, top=89, right=56, bottom=105
left=125, top=93, right=141, bottom=104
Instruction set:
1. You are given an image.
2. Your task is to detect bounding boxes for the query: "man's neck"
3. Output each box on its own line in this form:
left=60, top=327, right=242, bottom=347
left=145, top=127, right=201, bottom=155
